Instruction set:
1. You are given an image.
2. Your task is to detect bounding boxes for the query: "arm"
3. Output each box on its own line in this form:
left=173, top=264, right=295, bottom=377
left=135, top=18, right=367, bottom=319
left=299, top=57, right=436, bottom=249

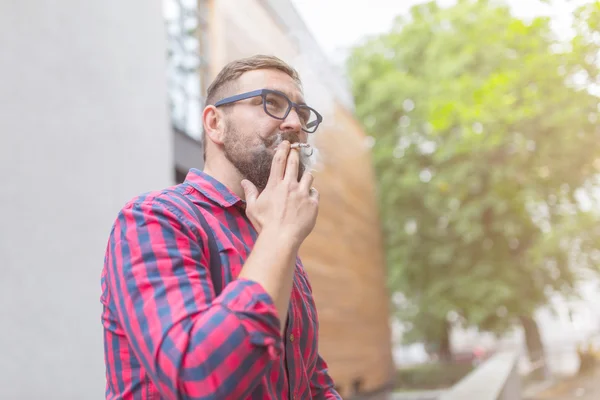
left=105, top=197, right=289, bottom=399
left=238, top=225, right=297, bottom=335
left=311, top=354, right=342, bottom=400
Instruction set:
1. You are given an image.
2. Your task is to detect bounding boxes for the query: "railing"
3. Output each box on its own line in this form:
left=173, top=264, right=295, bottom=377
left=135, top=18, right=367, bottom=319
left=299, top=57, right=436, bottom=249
left=438, top=351, right=522, bottom=400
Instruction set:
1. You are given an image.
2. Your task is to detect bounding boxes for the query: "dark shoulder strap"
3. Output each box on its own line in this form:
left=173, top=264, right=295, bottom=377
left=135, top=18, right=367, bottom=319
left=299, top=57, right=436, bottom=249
left=167, top=189, right=223, bottom=296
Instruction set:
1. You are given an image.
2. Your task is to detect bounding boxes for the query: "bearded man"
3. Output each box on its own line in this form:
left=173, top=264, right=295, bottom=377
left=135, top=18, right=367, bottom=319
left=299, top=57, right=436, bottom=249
left=100, top=54, right=341, bottom=399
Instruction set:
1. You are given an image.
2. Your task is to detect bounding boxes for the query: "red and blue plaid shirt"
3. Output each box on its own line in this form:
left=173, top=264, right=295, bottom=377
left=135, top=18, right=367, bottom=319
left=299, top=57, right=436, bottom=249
left=101, top=168, right=341, bottom=399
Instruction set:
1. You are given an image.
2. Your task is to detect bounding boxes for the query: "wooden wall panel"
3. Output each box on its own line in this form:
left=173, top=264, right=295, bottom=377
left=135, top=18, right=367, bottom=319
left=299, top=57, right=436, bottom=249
left=211, top=0, right=298, bottom=73
left=300, top=104, right=395, bottom=396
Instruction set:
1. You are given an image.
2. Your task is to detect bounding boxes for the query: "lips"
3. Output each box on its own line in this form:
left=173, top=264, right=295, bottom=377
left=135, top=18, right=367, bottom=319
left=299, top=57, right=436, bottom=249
left=265, top=132, right=304, bottom=149
left=290, top=143, right=311, bottom=149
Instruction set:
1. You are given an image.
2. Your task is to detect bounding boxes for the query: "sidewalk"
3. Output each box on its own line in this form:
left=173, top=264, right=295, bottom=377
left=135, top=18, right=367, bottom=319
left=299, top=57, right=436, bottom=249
left=528, top=368, right=600, bottom=400
left=386, top=390, right=445, bottom=400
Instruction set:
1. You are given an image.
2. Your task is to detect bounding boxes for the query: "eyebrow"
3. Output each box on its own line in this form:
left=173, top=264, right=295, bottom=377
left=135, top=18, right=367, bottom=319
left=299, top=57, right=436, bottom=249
left=268, top=87, right=306, bottom=105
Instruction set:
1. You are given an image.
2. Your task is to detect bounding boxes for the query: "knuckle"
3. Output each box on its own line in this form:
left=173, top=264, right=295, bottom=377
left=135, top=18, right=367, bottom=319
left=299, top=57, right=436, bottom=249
left=282, top=180, right=293, bottom=190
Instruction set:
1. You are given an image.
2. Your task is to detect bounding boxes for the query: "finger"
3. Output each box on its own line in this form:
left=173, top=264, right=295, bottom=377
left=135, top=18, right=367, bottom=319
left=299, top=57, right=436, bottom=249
left=309, top=187, right=319, bottom=203
left=299, top=170, right=314, bottom=193
left=268, top=140, right=291, bottom=182
left=284, top=145, right=300, bottom=183
left=241, top=179, right=259, bottom=204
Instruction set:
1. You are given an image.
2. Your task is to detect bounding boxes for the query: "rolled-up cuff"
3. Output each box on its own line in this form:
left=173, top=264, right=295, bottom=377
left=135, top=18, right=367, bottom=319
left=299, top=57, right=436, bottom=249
left=215, top=278, right=283, bottom=359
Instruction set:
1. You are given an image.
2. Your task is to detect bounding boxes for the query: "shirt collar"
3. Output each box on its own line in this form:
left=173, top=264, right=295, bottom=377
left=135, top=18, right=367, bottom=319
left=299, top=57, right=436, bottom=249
left=183, top=168, right=245, bottom=208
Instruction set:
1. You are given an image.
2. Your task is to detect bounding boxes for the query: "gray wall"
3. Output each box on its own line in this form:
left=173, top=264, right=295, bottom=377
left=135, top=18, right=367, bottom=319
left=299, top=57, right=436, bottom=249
left=0, top=1, right=173, bottom=398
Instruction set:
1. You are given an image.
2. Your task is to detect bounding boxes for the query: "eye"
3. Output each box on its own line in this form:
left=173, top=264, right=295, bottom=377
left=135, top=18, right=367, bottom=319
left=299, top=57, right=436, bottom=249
left=297, top=106, right=312, bottom=123
left=299, top=110, right=310, bottom=123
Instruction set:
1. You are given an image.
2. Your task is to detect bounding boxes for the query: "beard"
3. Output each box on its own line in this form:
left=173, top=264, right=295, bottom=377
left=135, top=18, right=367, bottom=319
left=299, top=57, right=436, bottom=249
left=222, top=123, right=308, bottom=192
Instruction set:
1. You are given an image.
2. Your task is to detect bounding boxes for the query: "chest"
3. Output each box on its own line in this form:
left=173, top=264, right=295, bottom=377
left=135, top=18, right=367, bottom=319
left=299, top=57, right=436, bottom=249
left=209, top=207, right=319, bottom=363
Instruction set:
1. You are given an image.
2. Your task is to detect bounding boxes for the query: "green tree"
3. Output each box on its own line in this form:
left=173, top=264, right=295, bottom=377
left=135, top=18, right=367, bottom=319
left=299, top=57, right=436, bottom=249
left=347, top=0, right=600, bottom=368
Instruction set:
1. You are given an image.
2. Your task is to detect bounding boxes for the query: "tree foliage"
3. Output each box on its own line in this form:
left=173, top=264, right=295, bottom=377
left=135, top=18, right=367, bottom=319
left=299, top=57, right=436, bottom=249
left=347, top=0, right=600, bottom=346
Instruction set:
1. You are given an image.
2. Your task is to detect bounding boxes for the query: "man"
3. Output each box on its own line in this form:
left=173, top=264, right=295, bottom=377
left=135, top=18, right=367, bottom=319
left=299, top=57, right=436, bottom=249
left=101, top=54, right=342, bottom=399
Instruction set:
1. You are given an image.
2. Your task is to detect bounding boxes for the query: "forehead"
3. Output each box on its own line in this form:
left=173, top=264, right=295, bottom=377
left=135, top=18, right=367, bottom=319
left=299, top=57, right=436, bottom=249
left=236, top=69, right=304, bottom=103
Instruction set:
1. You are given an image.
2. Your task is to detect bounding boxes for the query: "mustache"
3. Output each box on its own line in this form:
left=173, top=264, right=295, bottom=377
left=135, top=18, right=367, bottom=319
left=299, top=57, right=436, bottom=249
left=263, top=132, right=302, bottom=148
left=261, top=133, right=314, bottom=168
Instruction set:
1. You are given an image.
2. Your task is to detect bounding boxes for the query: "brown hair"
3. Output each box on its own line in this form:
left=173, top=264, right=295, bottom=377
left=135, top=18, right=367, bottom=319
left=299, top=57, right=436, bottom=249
left=203, top=55, right=302, bottom=161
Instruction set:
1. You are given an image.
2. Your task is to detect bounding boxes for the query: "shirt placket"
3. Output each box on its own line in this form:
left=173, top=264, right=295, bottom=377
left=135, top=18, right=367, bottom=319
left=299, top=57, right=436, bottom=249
left=285, top=277, right=300, bottom=400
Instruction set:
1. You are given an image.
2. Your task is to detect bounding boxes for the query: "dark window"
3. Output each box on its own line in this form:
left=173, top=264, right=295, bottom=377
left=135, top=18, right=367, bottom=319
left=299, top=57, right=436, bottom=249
left=164, top=0, right=210, bottom=140
left=175, top=167, right=187, bottom=184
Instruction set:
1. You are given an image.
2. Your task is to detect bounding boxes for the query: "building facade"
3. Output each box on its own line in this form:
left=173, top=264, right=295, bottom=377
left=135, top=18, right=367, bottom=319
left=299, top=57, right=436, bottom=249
left=1, top=0, right=393, bottom=398
left=170, top=1, right=395, bottom=396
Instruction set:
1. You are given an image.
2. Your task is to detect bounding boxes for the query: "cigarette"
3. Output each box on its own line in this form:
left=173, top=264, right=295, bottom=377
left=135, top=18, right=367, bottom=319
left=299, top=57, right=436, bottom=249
left=291, top=143, right=311, bottom=149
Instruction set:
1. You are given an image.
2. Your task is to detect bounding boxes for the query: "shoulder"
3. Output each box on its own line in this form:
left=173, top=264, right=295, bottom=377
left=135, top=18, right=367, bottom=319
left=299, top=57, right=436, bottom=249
left=120, top=183, right=187, bottom=211
left=110, top=183, right=212, bottom=238
left=120, top=183, right=214, bottom=220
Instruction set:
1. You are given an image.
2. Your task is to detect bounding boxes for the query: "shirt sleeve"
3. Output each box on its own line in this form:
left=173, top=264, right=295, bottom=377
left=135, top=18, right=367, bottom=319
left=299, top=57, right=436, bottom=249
left=104, top=196, right=283, bottom=399
left=310, top=352, right=342, bottom=399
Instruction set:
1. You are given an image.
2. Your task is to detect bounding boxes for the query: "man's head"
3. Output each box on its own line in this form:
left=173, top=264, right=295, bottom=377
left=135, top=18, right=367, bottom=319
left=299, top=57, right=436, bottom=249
left=202, top=55, right=322, bottom=192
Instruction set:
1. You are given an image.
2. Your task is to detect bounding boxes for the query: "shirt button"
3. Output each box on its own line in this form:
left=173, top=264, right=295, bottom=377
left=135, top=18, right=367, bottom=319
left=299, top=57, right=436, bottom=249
left=289, top=333, right=294, bottom=342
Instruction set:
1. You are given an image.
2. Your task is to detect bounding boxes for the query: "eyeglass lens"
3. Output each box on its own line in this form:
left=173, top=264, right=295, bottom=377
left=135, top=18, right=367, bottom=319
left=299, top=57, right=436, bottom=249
left=263, top=92, right=318, bottom=132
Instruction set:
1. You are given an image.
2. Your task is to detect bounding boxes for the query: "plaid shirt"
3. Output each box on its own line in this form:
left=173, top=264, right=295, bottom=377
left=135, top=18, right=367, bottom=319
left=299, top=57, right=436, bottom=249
left=101, top=169, right=341, bottom=399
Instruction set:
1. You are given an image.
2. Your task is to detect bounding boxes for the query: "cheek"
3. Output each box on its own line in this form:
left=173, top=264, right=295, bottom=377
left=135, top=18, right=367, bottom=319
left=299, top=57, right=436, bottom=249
left=254, top=118, right=281, bottom=139
left=228, top=112, right=280, bottom=148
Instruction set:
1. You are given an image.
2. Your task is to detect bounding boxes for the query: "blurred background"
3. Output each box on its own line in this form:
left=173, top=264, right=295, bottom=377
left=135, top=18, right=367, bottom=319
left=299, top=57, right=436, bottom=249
left=2, top=0, right=600, bottom=399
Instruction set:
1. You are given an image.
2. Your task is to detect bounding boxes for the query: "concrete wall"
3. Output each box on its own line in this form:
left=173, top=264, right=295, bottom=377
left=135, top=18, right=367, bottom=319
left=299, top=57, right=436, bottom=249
left=0, top=1, right=173, bottom=398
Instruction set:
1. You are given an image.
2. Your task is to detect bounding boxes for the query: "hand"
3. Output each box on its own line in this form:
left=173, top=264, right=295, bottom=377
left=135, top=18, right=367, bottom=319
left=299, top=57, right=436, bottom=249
left=241, top=141, right=319, bottom=247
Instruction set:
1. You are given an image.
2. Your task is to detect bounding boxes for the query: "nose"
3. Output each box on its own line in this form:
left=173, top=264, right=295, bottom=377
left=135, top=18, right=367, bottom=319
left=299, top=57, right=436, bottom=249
left=280, top=107, right=303, bottom=134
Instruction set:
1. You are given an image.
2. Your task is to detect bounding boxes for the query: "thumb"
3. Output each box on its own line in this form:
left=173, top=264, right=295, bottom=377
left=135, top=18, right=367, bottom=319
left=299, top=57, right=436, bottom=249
left=241, top=179, right=258, bottom=203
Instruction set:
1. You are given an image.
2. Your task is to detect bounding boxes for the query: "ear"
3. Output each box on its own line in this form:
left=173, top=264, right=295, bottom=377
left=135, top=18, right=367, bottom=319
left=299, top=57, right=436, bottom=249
left=202, top=105, right=225, bottom=146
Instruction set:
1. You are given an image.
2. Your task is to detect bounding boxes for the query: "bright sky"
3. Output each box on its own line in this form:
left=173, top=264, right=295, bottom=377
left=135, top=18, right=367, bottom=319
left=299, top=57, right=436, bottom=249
left=290, top=0, right=583, bottom=66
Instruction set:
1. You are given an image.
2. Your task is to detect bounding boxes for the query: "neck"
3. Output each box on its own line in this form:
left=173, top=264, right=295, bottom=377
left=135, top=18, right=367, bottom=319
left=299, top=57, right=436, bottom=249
left=202, top=157, right=246, bottom=200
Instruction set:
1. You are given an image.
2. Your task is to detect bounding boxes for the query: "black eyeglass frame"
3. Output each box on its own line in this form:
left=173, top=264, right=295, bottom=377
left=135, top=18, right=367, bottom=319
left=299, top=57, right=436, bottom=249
left=213, top=89, right=323, bottom=133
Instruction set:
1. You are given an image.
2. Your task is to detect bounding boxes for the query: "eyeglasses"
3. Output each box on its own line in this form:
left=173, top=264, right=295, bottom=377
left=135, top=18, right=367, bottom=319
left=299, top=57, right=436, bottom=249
left=214, top=89, right=323, bottom=133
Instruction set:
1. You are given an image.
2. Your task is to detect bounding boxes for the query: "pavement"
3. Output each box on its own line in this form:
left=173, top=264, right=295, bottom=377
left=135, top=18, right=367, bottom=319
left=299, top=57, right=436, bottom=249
left=527, top=368, right=600, bottom=400
left=349, top=390, right=445, bottom=400
left=385, top=391, right=445, bottom=400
